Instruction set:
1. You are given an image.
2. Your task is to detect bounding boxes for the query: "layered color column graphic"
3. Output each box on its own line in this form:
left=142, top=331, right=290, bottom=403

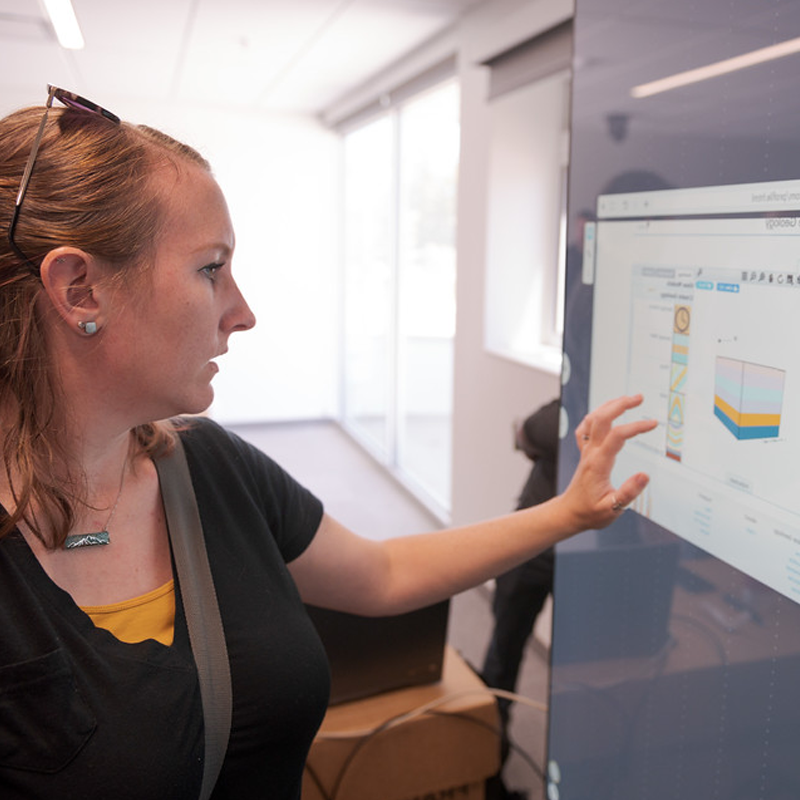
left=714, top=357, right=785, bottom=440
left=666, top=305, right=691, bottom=462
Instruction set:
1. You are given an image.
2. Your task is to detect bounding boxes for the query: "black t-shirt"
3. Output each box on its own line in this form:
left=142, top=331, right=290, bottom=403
left=0, top=419, right=330, bottom=799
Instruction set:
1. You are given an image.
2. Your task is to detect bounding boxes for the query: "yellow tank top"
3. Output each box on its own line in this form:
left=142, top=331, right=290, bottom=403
left=81, top=579, right=176, bottom=646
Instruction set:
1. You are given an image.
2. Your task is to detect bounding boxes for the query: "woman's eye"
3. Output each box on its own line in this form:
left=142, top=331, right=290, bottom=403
left=201, top=262, right=224, bottom=280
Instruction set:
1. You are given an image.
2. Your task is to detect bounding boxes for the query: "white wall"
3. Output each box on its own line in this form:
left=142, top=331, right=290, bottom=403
left=449, top=0, right=571, bottom=525
left=484, top=71, right=569, bottom=364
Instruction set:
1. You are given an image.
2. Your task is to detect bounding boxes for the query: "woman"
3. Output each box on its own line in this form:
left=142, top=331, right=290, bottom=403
left=0, top=87, right=656, bottom=799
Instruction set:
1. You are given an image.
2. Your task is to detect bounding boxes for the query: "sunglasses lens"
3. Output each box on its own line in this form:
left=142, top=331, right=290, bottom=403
left=53, top=89, right=120, bottom=124
left=61, top=98, right=95, bottom=113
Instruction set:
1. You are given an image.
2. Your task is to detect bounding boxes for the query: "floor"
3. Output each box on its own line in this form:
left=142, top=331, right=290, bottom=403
left=227, top=419, right=548, bottom=800
left=343, top=414, right=453, bottom=513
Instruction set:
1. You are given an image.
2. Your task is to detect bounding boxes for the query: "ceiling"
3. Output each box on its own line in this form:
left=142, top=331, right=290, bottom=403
left=0, top=0, right=482, bottom=115
left=572, top=0, right=800, bottom=141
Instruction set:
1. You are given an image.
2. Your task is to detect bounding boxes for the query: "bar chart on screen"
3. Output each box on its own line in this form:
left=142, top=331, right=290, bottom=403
left=714, top=356, right=785, bottom=440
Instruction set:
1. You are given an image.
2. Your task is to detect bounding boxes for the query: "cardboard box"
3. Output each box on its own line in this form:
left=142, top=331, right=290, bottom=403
left=303, top=647, right=500, bottom=800
left=404, top=782, right=485, bottom=800
left=404, top=783, right=485, bottom=800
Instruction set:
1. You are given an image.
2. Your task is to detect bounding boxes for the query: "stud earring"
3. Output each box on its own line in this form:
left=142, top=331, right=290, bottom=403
left=78, top=320, right=98, bottom=335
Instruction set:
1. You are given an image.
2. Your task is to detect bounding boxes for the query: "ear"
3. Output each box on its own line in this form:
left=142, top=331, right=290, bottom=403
left=39, top=248, right=107, bottom=335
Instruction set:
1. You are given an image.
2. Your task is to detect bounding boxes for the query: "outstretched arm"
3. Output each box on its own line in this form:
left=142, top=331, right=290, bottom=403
left=288, top=394, right=656, bottom=616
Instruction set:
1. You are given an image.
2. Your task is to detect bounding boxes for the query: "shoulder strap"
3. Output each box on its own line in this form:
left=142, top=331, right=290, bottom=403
left=154, top=433, right=232, bottom=800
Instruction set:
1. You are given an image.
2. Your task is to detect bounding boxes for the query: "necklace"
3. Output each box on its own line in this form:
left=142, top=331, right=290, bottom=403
left=64, top=460, right=128, bottom=550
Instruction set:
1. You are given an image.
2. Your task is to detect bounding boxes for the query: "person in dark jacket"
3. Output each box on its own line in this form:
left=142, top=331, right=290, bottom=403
left=482, top=399, right=559, bottom=772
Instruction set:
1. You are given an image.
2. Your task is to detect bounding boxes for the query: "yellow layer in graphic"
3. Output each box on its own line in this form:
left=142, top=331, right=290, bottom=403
left=671, top=343, right=689, bottom=356
left=670, top=366, right=687, bottom=391
left=714, top=395, right=781, bottom=427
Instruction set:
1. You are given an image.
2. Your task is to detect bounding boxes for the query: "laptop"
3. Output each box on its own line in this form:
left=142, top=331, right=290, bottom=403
left=305, top=600, right=450, bottom=705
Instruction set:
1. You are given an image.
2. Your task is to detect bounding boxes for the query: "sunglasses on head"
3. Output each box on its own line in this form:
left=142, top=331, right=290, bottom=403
left=7, top=85, right=120, bottom=271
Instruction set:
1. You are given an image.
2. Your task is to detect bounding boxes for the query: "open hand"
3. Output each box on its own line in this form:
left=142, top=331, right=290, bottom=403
left=562, top=394, right=657, bottom=532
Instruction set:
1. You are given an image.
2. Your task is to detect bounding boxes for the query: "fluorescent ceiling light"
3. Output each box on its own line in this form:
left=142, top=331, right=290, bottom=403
left=42, top=0, right=85, bottom=50
left=631, top=35, right=800, bottom=99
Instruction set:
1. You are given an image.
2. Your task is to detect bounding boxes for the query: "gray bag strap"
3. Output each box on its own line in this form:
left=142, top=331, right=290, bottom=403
left=155, top=434, right=232, bottom=800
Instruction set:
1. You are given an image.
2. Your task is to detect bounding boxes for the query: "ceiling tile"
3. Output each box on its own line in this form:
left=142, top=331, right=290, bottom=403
left=3, top=0, right=478, bottom=115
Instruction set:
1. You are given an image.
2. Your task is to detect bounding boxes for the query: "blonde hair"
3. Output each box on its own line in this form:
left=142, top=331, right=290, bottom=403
left=0, top=103, right=210, bottom=547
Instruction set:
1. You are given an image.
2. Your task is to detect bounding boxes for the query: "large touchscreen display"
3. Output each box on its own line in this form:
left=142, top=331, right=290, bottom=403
left=548, top=2, right=800, bottom=798
left=588, top=181, right=800, bottom=603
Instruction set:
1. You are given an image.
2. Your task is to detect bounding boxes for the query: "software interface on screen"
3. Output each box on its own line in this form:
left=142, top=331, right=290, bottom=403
left=587, top=179, right=799, bottom=604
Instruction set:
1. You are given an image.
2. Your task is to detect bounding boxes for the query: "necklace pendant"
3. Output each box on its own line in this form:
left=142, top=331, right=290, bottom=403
left=64, top=531, right=110, bottom=550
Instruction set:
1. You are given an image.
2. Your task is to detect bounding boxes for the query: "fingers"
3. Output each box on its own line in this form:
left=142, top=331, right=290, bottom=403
left=569, top=395, right=655, bottom=529
left=576, top=394, right=655, bottom=454
left=574, top=420, right=591, bottom=449
left=576, top=394, right=641, bottom=445
left=611, top=472, right=650, bottom=511
left=585, top=394, right=645, bottom=439
left=602, top=417, right=658, bottom=457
